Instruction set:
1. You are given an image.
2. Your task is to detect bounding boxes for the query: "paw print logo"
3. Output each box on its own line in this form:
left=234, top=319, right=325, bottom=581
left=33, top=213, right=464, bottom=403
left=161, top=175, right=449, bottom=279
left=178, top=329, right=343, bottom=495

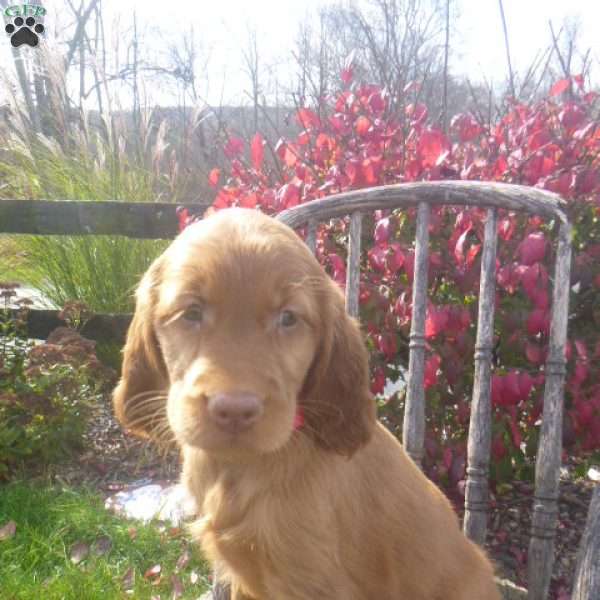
left=5, top=16, right=44, bottom=47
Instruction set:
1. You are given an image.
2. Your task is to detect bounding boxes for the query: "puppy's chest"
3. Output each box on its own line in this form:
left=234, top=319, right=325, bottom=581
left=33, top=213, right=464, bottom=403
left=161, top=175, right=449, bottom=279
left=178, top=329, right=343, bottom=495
left=202, top=483, right=285, bottom=556
left=199, top=483, right=290, bottom=595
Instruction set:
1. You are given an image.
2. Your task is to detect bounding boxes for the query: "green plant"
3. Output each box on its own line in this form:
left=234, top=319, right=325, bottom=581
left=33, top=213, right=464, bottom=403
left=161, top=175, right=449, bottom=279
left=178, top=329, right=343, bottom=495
left=0, top=482, right=210, bottom=599
left=11, top=235, right=165, bottom=313
left=0, top=287, right=113, bottom=479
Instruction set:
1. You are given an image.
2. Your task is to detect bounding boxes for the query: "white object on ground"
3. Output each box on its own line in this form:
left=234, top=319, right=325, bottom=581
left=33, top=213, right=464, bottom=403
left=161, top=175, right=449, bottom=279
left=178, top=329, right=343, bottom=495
left=105, top=483, right=197, bottom=525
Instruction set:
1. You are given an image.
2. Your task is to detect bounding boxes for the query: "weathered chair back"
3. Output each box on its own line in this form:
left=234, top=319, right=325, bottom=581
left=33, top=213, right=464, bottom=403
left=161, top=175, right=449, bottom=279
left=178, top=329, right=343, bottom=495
left=277, top=180, right=575, bottom=600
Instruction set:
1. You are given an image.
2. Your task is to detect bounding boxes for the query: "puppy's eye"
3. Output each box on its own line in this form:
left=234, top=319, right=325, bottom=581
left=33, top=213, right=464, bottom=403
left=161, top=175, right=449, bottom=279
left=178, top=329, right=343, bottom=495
left=278, top=310, right=297, bottom=328
left=182, top=304, right=204, bottom=323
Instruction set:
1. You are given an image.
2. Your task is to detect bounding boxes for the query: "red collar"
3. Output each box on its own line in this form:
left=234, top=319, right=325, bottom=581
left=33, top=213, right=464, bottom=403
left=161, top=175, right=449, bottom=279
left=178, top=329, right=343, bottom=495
left=293, top=407, right=305, bottom=430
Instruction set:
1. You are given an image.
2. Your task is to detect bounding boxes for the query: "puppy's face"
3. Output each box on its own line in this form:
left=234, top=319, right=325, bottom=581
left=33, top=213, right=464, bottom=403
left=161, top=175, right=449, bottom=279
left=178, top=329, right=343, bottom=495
left=156, top=211, right=322, bottom=455
left=114, top=208, right=375, bottom=459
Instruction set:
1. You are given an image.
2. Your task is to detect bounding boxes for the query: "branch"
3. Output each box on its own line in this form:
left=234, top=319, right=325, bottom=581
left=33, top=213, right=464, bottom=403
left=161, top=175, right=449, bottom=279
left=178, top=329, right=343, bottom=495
left=65, top=0, right=100, bottom=71
left=498, top=0, right=516, bottom=98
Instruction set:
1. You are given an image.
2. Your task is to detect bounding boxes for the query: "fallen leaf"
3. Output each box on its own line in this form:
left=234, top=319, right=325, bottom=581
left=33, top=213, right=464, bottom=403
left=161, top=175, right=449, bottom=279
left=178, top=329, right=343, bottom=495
left=92, top=535, right=112, bottom=557
left=0, top=520, right=16, bottom=541
left=122, top=566, right=135, bottom=591
left=70, top=541, right=90, bottom=565
left=144, top=564, right=162, bottom=580
left=175, top=549, right=190, bottom=572
left=171, top=574, right=184, bottom=599
left=189, top=570, right=199, bottom=585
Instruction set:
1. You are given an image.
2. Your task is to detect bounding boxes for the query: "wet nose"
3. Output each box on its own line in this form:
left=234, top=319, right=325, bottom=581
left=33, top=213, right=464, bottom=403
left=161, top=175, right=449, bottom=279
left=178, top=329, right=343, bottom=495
left=207, top=392, right=263, bottom=433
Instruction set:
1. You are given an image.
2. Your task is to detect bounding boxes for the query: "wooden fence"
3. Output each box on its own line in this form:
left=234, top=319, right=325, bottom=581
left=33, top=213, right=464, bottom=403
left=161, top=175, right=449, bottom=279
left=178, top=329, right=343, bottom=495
left=0, top=199, right=207, bottom=341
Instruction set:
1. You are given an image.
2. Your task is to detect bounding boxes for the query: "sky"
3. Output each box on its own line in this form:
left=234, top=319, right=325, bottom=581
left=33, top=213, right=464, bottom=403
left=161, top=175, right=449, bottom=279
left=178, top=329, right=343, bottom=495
left=100, top=0, right=600, bottom=103
left=1, top=0, right=599, bottom=106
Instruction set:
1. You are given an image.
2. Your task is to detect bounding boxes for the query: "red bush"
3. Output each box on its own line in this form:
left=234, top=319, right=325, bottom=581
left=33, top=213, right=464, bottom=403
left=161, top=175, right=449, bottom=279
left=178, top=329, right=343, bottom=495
left=187, top=73, right=600, bottom=489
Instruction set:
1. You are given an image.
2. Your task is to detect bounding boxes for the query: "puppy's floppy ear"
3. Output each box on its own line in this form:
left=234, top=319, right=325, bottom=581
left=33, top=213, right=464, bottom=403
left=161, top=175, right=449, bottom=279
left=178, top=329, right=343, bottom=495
left=300, top=280, right=376, bottom=456
left=113, top=257, right=168, bottom=438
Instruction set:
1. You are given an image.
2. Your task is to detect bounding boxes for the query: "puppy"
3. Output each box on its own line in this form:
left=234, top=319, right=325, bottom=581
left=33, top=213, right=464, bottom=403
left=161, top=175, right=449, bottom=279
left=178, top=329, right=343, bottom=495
left=114, top=207, right=501, bottom=600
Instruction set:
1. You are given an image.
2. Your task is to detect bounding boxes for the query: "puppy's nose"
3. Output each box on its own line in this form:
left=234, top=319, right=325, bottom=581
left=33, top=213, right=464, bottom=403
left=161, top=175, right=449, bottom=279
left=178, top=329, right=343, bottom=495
left=207, top=392, right=263, bottom=433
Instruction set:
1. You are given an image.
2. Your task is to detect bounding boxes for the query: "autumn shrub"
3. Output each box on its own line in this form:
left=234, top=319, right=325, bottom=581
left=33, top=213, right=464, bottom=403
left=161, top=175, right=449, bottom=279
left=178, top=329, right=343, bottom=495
left=0, top=289, right=114, bottom=479
left=190, top=73, right=600, bottom=489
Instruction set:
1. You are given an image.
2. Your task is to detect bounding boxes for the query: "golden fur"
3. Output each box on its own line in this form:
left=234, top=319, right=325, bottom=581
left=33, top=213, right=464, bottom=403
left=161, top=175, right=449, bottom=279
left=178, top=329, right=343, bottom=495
left=114, top=208, right=501, bottom=600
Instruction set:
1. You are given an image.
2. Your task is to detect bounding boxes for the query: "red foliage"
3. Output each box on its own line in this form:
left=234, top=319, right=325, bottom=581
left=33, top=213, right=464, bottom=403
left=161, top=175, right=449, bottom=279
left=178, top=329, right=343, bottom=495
left=197, top=76, right=600, bottom=485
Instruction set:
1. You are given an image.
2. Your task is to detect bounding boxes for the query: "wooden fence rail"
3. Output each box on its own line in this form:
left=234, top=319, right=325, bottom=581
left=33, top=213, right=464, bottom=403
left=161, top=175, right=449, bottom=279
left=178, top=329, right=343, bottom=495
left=0, top=199, right=208, bottom=239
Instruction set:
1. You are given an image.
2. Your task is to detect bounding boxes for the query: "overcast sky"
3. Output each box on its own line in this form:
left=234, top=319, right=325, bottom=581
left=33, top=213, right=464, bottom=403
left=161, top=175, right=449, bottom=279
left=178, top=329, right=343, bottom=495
left=100, top=0, right=599, bottom=102
left=2, top=0, right=599, bottom=106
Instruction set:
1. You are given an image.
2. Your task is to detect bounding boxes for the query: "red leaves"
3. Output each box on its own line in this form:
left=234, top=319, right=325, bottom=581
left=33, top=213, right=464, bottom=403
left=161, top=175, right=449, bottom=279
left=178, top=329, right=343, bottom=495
left=525, top=341, right=545, bottom=366
left=328, top=253, right=346, bottom=286
left=450, top=113, right=482, bottom=142
left=492, top=371, right=534, bottom=408
left=385, top=243, right=405, bottom=273
left=374, top=217, right=391, bottom=244
left=276, top=183, right=300, bottom=209
left=526, top=308, right=550, bottom=336
left=418, top=128, right=450, bottom=168
left=425, top=305, right=448, bottom=339
left=371, top=366, right=385, bottom=395
left=497, top=262, right=523, bottom=295
left=550, top=78, right=571, bottom=97
left=355, top=116, right=371, bottom=136
left=559, top=103, right=586, bottom=131
left=454, top=228, right=480, bottom=269
left=275, top=139, right=298, bottom=168
left=521, top=263, right=549, bottom=309
left=296, top=108, right=320, bottom=130
left=527, top=128, right=551, bottom=151
left=376, top=333, right=397, bottom=359
left=498, top=215, right=516, bottom=241
left=518, top=232, right=546, bottom=266
left=341, top=66, right=353, bottom=85
left=208, top=168, right=220, bottom=188
left=424, top=354, right=441, bottom=389
left=250, top=133, right=264, bottom=170
left=368, top=245, right=387, bottom=271
left=224, top=136, right=244, bottom=158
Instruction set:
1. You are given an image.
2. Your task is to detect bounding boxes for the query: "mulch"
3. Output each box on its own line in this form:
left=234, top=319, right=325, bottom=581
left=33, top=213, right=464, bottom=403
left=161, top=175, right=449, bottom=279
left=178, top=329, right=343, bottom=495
left=50, top=395, right=594, bottom=600
left=482, top=470, right=594, bottom=599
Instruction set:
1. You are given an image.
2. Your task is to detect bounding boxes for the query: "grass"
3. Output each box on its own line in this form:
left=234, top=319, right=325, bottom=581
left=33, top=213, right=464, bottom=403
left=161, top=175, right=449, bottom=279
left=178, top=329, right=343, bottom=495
left=10, top=235, right=167, bottom=314
left=0, top=482, right=211, bottom=600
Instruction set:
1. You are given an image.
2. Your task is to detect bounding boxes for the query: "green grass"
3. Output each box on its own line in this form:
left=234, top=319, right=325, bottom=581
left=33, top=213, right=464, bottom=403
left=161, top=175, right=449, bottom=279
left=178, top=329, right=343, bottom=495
left=10, top=235, right=167, bottom=314
left=0, top=482, right=210, bottom=600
